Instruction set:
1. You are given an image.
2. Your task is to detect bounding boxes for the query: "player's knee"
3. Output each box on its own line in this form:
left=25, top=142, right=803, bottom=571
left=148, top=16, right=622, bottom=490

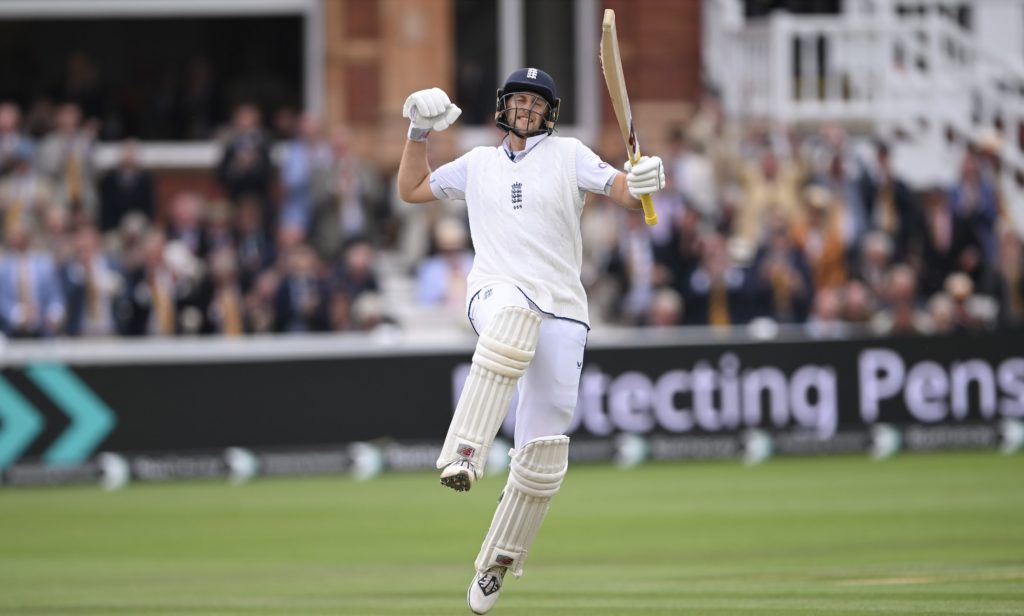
left=473, top=307, right=541, bottom=379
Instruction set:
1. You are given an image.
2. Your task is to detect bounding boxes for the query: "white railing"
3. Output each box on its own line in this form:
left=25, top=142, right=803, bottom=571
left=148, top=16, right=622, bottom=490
left=703, top=0, right=1024, bottom=231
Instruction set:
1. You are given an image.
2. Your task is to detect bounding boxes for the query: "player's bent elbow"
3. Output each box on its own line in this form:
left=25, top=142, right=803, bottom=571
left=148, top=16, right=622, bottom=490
left=398, top=180, right=433, bottom=204
left=397, top=184, right=415, bottom=203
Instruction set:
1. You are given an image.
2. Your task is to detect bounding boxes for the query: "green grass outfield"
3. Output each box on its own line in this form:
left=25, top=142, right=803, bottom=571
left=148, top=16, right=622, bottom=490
left=1, top=451, right=1022, bottom=615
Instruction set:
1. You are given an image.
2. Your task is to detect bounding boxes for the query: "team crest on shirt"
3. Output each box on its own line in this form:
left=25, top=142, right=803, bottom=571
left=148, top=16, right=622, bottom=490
left=511, top=182, right=523, bottom=210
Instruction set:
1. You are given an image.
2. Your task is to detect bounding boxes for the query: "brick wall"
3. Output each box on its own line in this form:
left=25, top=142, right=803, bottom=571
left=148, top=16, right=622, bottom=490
left=598, top=0, right=703, bottom=161
left=602, top=0, right=703, bottom=104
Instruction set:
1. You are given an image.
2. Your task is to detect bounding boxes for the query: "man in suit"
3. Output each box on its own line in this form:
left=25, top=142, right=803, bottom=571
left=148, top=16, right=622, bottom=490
left=36, top=103, right=98, bottom=225
left=62, top=224, right=119, bottom=337
left=98, top=140, right=154, bottom=232
left=861, top=141, right=919, bottom=262
left=0, top=222, right=65, bottom=337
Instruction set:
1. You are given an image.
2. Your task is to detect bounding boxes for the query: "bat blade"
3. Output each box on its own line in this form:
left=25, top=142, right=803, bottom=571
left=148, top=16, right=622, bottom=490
left=600, top=9, right=658, bottom=226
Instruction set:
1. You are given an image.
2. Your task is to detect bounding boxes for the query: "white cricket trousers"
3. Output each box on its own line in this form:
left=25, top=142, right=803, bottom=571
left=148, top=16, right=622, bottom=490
left=468, top=283, right=587, bottom=448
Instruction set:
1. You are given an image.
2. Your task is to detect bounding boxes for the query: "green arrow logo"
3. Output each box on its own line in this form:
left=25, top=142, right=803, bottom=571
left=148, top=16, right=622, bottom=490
left=0, top=375, right=44, bottom=468
left=26, top=364, right=117, bottom=466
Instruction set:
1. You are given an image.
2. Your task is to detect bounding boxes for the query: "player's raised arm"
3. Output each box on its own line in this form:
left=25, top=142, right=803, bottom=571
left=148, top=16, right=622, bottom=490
left=397, top=87, right=461, bottom=203
left=607, top=155, right=666, bottom=209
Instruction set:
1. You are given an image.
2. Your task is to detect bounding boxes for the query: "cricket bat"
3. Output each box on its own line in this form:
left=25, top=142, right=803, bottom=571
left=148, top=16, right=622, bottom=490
left=600, top=8, right=658, bottom=226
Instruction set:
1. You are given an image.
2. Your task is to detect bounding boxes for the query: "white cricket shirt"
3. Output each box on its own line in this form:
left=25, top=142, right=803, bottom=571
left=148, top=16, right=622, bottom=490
left=430, top=134, right=618, bottom=326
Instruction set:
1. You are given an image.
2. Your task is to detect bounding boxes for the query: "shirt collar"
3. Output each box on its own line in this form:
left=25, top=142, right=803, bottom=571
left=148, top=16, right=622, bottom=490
left=502, top=133, right=549, bottom=162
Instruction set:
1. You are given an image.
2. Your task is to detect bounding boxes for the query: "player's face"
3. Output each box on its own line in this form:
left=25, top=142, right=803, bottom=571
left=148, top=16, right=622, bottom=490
left=505, top=92, right=548, bottom=133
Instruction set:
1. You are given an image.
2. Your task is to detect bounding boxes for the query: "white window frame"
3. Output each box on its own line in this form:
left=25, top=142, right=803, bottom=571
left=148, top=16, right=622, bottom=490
left=458, top=0, right=601, bottom=150
left=0, top=0, right=323, bottom=169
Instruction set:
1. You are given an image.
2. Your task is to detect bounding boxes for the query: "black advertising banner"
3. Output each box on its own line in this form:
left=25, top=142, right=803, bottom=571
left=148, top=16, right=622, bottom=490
left=569, top=331, right=1024, bottom=440
left=1, top=354, right=460, bottom=459
left=1, top=330, right=1022, bottom=483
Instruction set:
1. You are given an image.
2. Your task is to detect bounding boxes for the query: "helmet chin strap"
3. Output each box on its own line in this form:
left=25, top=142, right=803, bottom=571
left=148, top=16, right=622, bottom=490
left=503, top=108, right=550, bottom=140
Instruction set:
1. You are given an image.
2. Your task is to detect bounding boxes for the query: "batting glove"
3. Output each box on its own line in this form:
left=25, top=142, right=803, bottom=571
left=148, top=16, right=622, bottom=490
left=403, top=87, right=462, bottom=141
left=624, top=155, right=666, bottom=199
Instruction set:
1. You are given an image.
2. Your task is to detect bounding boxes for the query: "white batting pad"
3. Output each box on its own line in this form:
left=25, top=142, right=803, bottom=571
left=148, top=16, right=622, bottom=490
left=436, top=307, right=541, bottom=473
left=474, top=435, right=569, bottom=577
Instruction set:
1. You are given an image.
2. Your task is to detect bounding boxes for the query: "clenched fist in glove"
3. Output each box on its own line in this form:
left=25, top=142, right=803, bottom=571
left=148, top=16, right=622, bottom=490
left=624, top=156, right=666, bottom=199
left=403, top=87, right=462, bottom=142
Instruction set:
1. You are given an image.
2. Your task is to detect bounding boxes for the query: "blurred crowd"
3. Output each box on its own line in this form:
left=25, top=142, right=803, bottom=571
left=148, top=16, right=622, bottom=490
left=583, top=94, right=1023, bottom=337
left=0, top=99, right=393, bottom=338
left=0, top=90, right=1021, bottom=340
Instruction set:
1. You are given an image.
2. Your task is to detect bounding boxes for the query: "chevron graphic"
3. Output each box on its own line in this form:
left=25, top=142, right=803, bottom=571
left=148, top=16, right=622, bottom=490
left=0, top=375, right=44, bottom=468
left=26, top=364, right=117, bottom=466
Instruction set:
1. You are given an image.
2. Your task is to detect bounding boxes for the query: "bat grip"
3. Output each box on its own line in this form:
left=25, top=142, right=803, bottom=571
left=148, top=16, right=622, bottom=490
left=630, top=150, right=658, bottom=226
left=640, top=194, right=658, bottom=226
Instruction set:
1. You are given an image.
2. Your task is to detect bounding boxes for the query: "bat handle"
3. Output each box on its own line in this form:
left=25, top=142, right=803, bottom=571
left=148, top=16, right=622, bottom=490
left=640, top=194, right=658, bottom=226
left=630, top=150, right=658, bottom=226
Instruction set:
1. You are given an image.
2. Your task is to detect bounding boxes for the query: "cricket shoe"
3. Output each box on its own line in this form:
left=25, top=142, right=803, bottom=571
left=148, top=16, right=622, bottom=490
left=467, top=566, right=506, bottom=614
left=440, top=457, right=480, bottom=492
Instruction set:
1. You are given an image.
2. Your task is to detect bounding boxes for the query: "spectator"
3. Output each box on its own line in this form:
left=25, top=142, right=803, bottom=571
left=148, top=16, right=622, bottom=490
left=919, top=187, right=982, bottom=298
left=751, top=218, right=814, bottom=323
left=112, top=211, right=150, bottom=278
left=734, top=146, right=803, bottom=249
left=415, top=218, right=473, bottom=311
left=805, top=286, right=848, bottom=339
left=657, top=204, right=704, bottom=294
left=311, top=125, right=388, bottom=258
left=841, top=279, right=875, bottom=325
left=165, top=191, right=209, bottom=258
left=994, top=224, right=1024, bottom=327
left=871, top=264, right=928, bottom=336
left=234, top=195, right=275, bottom=291
left=613, top=210, right=657, bottom=324
left=41, top=205, right=74, bottom=269
left=974, top=130, right=1009, bottom=224
left=332, top=237, right=381, bottom=308
left=0, top=222, right=65, bottom=337
left=350, top=291, right=398, bottom=333
left=818, top=148, right=868, bottom=258
left=0, top=102, right=33, bottom=177
left=791, top=185, right=847, bottom=291
left=199, top=247, right=247, bottom=336
left=62, top=224, right=119, bottom=337
left=36, top=103, right=98, bottom=224
left=645, top=171, right=688, bottom=255
left=204, top=200, right=235, bottom=254
left=666, top=126, right=718, bottom=224
left=856, top=231, right=893, bottom=299
left=326, top=287, right=353, bottom=332
left=163, top=240, right=206, bottom=335
left=119, top=230, right=179, bottom=336
left=280, top=112, right=331, bottom=233
left=945, top=272, right=985, bottom=332
left=928, top=292, right=957, bottom=334
left=685, top=90, right=742, bottom=199
left=948, top=148, right=999, bottom=262
left=862, top=141, right=919, bottom=261
left=0, top=141, right=56, bottom=241
left=98, top=140, right=155, bottom=233
left=216, top=103, right=272, bottom=221
left=244, top=269, right=279, bottom=335
left=273, top=244, right=329, bottom=333
left=645, top=286, right=684, bottom=327
left=680, top=232, right=750, bottom=327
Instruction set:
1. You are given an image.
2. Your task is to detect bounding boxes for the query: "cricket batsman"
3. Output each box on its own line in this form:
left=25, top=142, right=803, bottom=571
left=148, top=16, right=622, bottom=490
left=397, top=67, right=665, bottom=614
